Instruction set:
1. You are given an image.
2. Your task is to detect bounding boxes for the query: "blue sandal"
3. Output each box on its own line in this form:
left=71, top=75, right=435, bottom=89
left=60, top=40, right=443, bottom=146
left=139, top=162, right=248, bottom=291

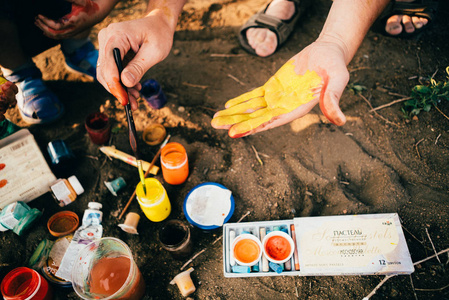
left=62, top=41, right=98, bottom=80
left=6, top=67, right=64, bottom=124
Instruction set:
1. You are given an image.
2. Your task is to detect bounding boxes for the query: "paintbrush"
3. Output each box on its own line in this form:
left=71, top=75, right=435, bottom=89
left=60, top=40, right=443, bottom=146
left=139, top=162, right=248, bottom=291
left=113, top=48, right=147, bottom=195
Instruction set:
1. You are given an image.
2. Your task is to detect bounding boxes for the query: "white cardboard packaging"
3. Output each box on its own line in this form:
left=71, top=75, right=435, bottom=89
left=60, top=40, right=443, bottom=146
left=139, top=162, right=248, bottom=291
left=0, top=129, right=56, bottom=208
left=223, top=213, right=414, bottom=278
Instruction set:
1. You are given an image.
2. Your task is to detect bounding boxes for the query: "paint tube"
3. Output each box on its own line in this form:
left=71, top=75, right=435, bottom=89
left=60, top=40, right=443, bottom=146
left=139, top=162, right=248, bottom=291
left=55, top=203, right=103, bottom=282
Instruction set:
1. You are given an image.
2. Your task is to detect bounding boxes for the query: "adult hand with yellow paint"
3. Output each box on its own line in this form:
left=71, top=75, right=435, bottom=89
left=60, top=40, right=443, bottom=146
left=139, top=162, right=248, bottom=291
left=0, top=77, right=18, bottom=122
left=211, top=40, right=349, bottom=138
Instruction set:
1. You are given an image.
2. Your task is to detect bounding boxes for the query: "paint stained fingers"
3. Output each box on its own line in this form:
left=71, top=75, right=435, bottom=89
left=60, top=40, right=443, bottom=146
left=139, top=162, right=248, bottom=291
left=214, top=97, right=267, bottom=118
left=211, top=113, right=253, bottom=130
left=224, top=86, right=265, bottom=108
left=228, top=108, right=283, bottom=138
left=36, top=15, right=66, bottom=31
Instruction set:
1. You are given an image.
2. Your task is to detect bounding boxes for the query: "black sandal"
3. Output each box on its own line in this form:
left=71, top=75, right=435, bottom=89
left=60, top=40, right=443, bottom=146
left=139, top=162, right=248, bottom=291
left=377, top=0, right=439, bottom=38
left=238, top=0, right=311, bottom=56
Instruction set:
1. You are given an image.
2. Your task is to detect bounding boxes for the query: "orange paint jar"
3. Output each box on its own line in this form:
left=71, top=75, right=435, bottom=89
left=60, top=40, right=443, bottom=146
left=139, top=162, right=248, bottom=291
left=161, top=142, right=189, bottom=185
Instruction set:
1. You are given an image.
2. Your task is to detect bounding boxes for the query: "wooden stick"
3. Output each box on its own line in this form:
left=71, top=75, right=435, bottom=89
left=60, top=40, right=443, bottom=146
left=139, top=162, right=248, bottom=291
left=118, top=134, right=171, bottom=219
left=369, top=97, right=411, bottom=112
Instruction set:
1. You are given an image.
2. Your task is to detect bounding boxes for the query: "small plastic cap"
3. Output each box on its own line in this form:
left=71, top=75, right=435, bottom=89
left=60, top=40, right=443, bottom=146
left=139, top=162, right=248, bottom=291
left=87, top=202, right=102, bottom=210
left=118, top=224, right=139, bottom=235
left=68, top=175, right=84, bottom=195
left=0, top=223, right=9, bottom=232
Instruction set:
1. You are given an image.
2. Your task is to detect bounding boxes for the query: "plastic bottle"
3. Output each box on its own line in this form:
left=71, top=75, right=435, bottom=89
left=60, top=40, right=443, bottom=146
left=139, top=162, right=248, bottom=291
left=160, top=142, right=189, bottom=185
left=50, top=175, right=84, bottom=207
left=1, top=267, right=53, bottom=300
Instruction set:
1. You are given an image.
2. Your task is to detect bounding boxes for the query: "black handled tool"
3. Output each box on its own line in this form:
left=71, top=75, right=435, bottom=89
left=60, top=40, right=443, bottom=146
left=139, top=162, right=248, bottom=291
left=113, top=48, right=147, bottom=195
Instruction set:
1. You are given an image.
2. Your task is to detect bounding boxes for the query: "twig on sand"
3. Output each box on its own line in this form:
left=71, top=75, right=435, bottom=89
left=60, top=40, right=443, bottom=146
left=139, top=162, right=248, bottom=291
left=415, top=138, right=425, bottom=159
left=415, top=283, right=449, bottom=292
left=180, top=249, right=207, bottom=271
left=182, top=82, right=208, bottom=89
left=210, top=54, right=245, bottom=58
left=363, top=247, right=449, bottom=299
left=435, top=134, right=441, bottom=145
left=86, top=155, right=99, bottom=160
left=199, top=105, right=218, bottom=113
left=358, top=93, right=399, bottom=126
left=434, top=105, right=449, bottom=121
left=409, top=276, right=419, bottom=300
left=227, top=74, right=245, bottom=86
left=348, top=67, right=371, bottom=73
left=425, top=228, right=442, bottom=264
left=369, top=97, right=412, bottom=112
left=388, top=92, right=409, bottom=98
left=413, top=247, right=449, bottom=266
left=401, top=224, right=425, bottom=245
left=363, top=275, right=397, bottom=300
left=180, top=211, right=251, bottom=271
left=251, top=145, right=263, bottom=166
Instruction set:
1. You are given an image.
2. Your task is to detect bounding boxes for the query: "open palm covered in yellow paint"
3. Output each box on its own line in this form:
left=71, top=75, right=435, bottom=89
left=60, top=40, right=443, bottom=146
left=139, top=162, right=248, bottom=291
left=211, top=60, right=323, bottom=138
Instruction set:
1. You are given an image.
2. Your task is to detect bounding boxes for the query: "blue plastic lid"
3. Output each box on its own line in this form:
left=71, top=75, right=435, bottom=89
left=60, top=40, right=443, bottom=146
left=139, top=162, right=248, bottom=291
left=183, top=182, right=234, bottom=230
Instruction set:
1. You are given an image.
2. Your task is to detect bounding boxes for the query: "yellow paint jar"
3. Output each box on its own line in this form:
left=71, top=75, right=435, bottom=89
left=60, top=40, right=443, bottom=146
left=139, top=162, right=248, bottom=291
left=136, top=178, right=171, bottom=222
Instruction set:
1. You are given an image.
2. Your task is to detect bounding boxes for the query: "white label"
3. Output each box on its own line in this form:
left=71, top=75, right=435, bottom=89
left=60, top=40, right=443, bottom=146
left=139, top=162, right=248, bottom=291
left=51, top=181, right=71, bottom=204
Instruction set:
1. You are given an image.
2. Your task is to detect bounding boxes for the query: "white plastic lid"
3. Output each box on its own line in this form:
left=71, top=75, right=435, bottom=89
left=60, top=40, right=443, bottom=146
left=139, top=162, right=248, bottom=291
left=68, top=175, right=84, bottom=195
left=87, top=202, right=102, bottom=210
left=0, top=223, right=9, bottom=232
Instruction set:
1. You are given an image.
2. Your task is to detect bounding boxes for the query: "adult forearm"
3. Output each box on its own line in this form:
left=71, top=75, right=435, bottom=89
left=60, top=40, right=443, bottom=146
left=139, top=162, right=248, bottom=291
left=318, top=0, right=390, bottom=64
left=145, top=0, right=187, bottom=32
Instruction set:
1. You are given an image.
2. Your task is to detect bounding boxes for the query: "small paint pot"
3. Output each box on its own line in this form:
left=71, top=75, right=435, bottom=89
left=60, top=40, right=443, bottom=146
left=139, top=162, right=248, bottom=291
left=47, top=211, right=79, bottom=237
left=143, top=124, right=166, bottom=146
left=231, top=234, right=263, bottom=266
left=104, top=177, right=126, bottom=196
left=262, top=231, right=295, bottom=264
left=170, top=268, right=195, bottom=297
left=118, top=212, right=140, bottom=235
left=47, top=139, right=75, bottom=166
left=85, top=112, right=111, bottom=145
left=159, top=220, right=193, bottom=260
left=140, top=79, right=167, bottom=109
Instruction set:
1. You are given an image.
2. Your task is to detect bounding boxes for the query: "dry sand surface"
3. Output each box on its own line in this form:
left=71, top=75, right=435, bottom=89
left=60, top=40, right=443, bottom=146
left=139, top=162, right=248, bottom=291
left=1, top=0, right=449, bottom=299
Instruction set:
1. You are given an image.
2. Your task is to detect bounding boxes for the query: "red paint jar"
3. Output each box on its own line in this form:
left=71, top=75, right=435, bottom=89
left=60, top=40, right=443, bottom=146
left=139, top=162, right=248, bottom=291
left=1, top=267, right=53, bottom=300
left=161, top=142, right=189, bottom=185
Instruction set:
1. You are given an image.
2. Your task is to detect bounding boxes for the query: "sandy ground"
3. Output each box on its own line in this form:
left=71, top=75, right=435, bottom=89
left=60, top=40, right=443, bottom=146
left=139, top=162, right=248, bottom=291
left=1, top=0, right=449, bottom=299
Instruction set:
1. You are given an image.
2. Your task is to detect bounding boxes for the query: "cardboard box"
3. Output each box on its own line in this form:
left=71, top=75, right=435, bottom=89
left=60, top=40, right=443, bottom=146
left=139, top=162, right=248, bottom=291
left=223, top=213, right=414, bottom=278
left=0, top=129, right=56, bottom=208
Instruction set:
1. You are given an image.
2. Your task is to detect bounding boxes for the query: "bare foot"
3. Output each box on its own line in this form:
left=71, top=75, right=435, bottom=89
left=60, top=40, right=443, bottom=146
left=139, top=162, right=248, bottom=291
left=246, top=0, right=295, bottom=57
left=385, top=0, right=429, bottom=36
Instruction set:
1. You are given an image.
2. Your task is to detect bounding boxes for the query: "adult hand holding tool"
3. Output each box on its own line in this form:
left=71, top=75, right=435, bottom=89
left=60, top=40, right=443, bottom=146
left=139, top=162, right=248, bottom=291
left=96, top=0, right=186, bottom=108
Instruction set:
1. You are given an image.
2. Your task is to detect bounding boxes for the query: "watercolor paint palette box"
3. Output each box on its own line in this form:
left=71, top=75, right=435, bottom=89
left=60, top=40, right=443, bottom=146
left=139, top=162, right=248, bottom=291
left=0, top=129, right=56, bottom=208
left=223, top=213, right=414, bottom=278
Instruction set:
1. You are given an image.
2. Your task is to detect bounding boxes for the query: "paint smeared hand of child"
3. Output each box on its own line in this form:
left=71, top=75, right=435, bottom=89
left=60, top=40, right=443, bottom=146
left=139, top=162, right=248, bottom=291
left=211, top=61, right=323, bottom=138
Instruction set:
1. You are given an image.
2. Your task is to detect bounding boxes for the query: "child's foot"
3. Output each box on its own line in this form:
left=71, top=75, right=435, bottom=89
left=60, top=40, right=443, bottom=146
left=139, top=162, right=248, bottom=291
left=385, top=0, right=428, bottom=36
left=246, top=0, right=296, bottom=57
